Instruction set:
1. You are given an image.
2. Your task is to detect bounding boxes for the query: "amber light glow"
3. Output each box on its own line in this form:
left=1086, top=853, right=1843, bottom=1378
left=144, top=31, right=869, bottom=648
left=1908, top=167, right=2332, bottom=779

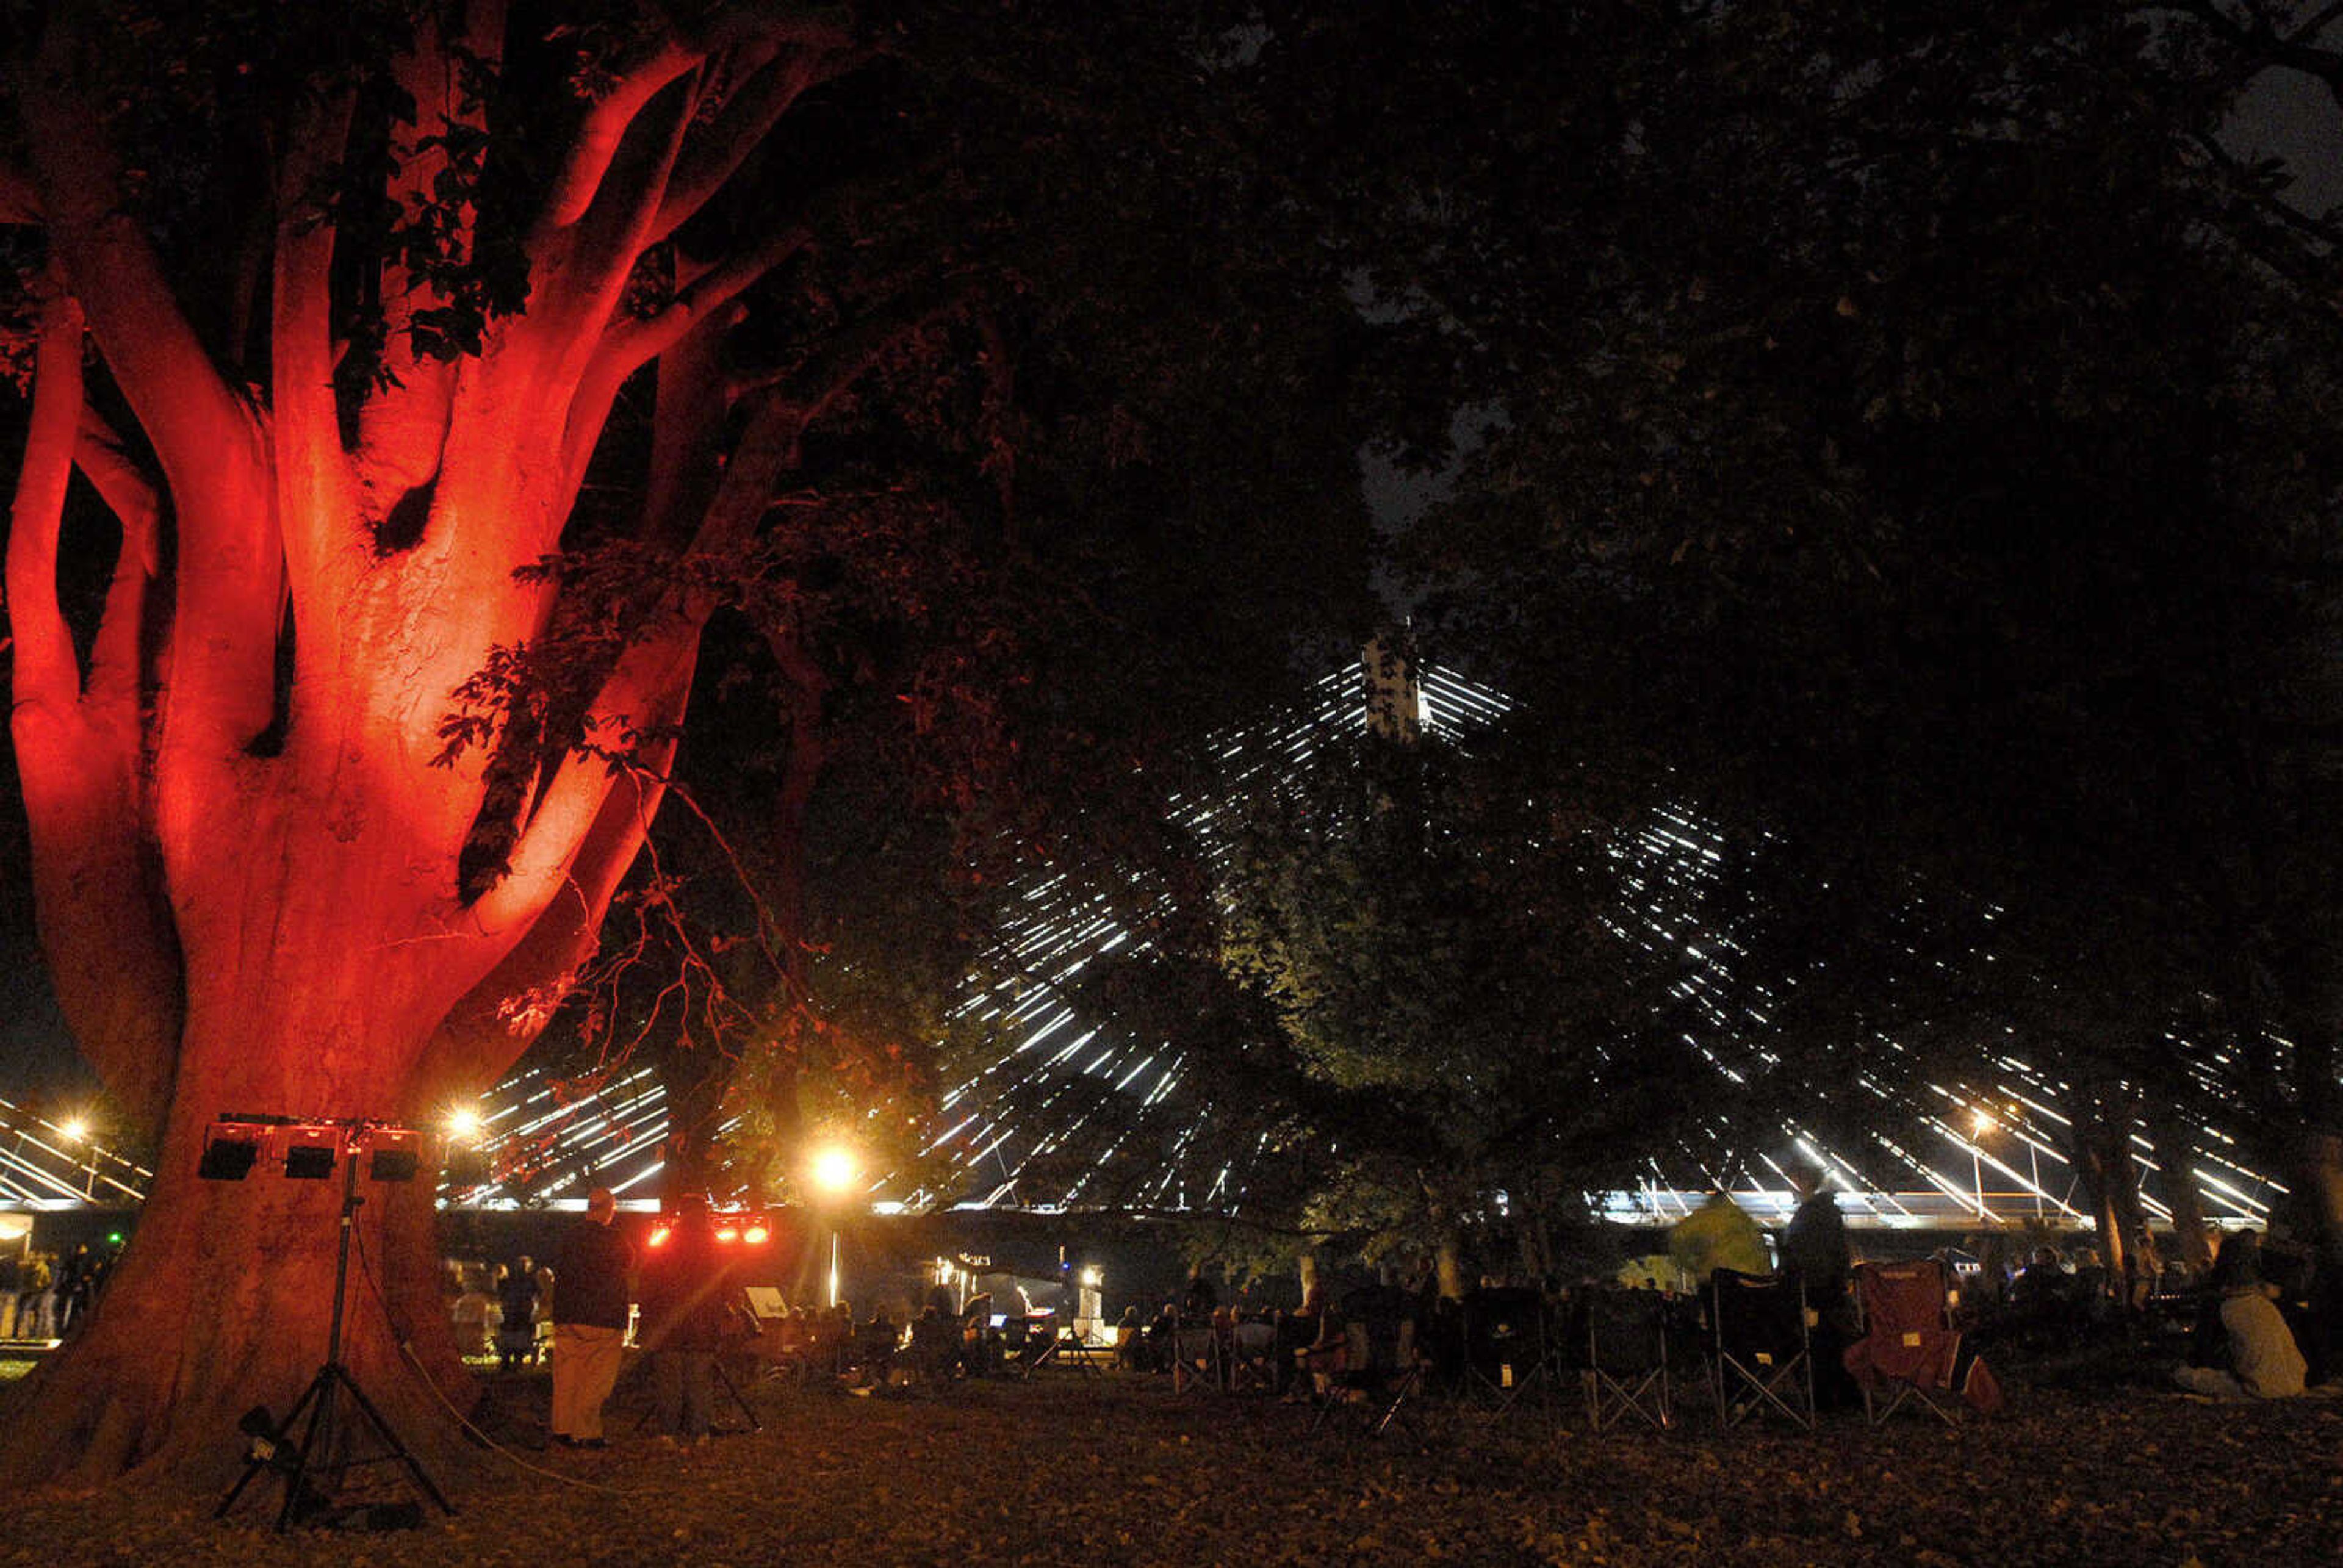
left=810, top=1145, right=860, bottom=1195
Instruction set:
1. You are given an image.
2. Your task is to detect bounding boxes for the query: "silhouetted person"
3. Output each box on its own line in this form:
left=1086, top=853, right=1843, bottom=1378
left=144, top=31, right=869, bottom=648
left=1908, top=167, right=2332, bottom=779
left=550, top=1188, right=635, bottom=1449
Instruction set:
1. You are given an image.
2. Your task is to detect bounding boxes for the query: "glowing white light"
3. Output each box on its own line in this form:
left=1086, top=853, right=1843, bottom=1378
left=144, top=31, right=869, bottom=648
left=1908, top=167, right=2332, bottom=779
left=810, top=1145, right=860, bottom=1195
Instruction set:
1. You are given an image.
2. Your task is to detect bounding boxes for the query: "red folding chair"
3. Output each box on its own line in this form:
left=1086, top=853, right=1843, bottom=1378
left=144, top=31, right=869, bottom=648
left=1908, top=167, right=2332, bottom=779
left=1846, top=1259, right=2003, bottom=1423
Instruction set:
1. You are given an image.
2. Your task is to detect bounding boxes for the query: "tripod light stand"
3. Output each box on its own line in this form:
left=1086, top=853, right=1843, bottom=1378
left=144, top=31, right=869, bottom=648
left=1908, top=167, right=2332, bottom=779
left=206, top=1117, right=455, bottom=1531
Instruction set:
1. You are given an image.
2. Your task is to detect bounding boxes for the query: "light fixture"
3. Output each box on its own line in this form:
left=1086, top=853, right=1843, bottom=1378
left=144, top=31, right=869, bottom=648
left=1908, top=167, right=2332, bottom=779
left=810, top=1145, right=859, bottom=1195
left=367, top=1128, right=422, bottom=1182
left=196, top=1117, right=428, bottom=1184
left=283, top=1125, right=340, bottom=1181
left=198, top=1122, right=271, bottom=1181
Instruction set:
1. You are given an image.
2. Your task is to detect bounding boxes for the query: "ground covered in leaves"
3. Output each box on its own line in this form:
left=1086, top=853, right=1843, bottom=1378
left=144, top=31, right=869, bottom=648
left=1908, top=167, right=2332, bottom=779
left=6, top=1356, right=2341, bottom=1566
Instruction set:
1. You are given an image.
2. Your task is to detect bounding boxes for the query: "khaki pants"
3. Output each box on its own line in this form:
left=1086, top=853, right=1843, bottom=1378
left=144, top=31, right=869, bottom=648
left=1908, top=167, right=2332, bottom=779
left=552, top=1323, right=627, bottom=1440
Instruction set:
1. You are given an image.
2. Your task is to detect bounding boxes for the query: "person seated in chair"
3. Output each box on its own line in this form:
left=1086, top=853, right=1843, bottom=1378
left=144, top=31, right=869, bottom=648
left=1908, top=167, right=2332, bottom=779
left=2000, top=1246, right=2075, bottom=1345
left=1290, top=1283, right=1346, bottom=1401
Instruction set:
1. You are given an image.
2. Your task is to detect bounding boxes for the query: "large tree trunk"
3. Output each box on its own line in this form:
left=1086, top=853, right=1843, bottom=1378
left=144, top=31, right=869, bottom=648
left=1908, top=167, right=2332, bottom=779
left=2149, top=1107, right=2215, bottom=1273
left=0, top=989, right=467, bottom=1489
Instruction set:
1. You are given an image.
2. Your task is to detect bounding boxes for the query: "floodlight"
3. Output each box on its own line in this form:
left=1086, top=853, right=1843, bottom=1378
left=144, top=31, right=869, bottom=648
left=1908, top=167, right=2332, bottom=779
left=442, top=1147, right=491, bottom=1189
left=444, top=1106, right=482, bottom=1142
left=59, top=1118, right=87, bottom=1143
left=283, top=1125, right=339, bottom=1180
left=198, top=1124, right=267, bottom=1181
left=367, top=1129, right=422, bottom=1183
left=810, top=1145, right=859, bottom=1195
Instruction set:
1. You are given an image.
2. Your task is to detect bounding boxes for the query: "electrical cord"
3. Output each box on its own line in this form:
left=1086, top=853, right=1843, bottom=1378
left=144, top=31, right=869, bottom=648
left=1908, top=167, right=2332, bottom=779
left=351, top=1212, right=648, bottom=1497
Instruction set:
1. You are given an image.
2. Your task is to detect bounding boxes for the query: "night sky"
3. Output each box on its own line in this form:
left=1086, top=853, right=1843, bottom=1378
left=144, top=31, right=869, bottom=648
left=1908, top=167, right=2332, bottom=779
left=1, top=21, right=2339, bottom=1123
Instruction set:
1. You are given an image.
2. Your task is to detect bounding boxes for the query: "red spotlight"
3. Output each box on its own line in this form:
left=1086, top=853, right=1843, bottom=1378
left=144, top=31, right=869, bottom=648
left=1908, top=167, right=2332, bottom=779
left=743, top=1223, right=770, bottom=1245
left=715, top=1226, right=740, bottom=1244
left=648, top=1226, right=672, bottom=1249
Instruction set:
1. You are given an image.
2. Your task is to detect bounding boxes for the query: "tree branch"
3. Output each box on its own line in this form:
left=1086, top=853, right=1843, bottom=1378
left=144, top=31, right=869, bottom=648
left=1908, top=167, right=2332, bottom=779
left=560, top=225, right=810, bottom=498
left=7, top=288, right=181, bottom=1139
left=535, top=39, right=701, bottom=233
left=470, top=617, right=700, bottom=935
left=74, top=411, right=161, bottom=711
left=13, top=18, right=258, bottom=509
left=273, top=87, right=364, bottom=623
left=6, top=286, right=85, bottom=712
left=650, top=42, right=861, bottom=244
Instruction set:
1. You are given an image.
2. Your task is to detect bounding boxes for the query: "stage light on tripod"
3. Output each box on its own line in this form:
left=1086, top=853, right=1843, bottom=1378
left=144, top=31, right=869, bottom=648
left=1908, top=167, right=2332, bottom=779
left=283, top=1125, right=340, bottom=1180
left=367, top=1129, right=422, bottom=1183
left=198, top=1124, right=267, bottom=1181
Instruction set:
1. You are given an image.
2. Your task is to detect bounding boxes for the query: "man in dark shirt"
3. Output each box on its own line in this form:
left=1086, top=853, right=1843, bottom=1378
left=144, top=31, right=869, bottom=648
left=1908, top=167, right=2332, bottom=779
left=1782, top=1165, right=1857, bottom=1409
left=636, top=1196, right=734, bottom=1440
left=550, top=1188, right=635, bottom=1448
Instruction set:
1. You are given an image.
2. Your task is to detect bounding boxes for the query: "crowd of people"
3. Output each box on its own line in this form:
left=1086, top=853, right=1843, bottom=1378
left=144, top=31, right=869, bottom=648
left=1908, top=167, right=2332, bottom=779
left=0, top=1239, right=118, bottom=1341
left=1662, top=1174, right=2338, bottom=1405
left=403, top=1171, right=2334, bottom=1467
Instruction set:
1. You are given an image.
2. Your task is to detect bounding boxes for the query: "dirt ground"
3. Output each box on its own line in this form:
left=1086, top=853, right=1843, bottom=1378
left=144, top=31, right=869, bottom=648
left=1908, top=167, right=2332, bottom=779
left=7, top=1359, right=2341, bottom=1567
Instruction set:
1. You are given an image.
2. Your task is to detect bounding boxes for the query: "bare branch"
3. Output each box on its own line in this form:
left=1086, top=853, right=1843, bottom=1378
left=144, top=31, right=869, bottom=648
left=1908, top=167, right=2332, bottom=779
left=650, top=43, right=862, bottom=243
left=13, top=19, right=259, bottom=506
left=560, top=225, right=811, bottom=495
left=6, top=286, right=86, bottom=711
left=74, top=410, right=161, bottom=709
left=471, top=617, right=701, bottom=935
left=8, top=289, right=180, bottom=1139
left=273, top=87, right=364, bottom=620
left=536, top=39, right=700, bottom=232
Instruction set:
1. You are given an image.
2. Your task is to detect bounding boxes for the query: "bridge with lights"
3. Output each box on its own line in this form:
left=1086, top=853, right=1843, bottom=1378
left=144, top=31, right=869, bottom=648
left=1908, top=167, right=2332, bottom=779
left=2, top=655, right=2295, bottom=1240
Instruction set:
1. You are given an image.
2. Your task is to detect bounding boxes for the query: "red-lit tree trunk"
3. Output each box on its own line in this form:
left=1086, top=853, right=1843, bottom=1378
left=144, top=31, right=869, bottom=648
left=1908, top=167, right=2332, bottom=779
left=0, top=4, right=914, bottom=1486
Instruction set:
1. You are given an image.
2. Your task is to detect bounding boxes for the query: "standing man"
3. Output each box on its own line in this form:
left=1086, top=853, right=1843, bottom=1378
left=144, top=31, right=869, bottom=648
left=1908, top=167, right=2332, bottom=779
left=1782, top=1163, right=1857, bottom=1409
left=637, top=1196, right=732, bottom=1442
left=550, top=1189, right=635, bottom=1449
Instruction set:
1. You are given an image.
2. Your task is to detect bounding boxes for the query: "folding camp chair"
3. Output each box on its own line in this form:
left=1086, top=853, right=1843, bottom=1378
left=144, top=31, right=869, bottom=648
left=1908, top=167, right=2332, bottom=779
left=1227, top=1315, right=1278, bottom=1394
left=1846, top=1259, right=1992, bottom=1424
left=1309, top=1306, right=1425, bottom=1439
left=1463, top=1286, right=1556, bottom=1414
left=1582, top=1289, right=1673, bottom=1431
left=1705, top=1268, right=1814, bottom=1431
left=1169, top=1314, right=1222, bottom=1394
